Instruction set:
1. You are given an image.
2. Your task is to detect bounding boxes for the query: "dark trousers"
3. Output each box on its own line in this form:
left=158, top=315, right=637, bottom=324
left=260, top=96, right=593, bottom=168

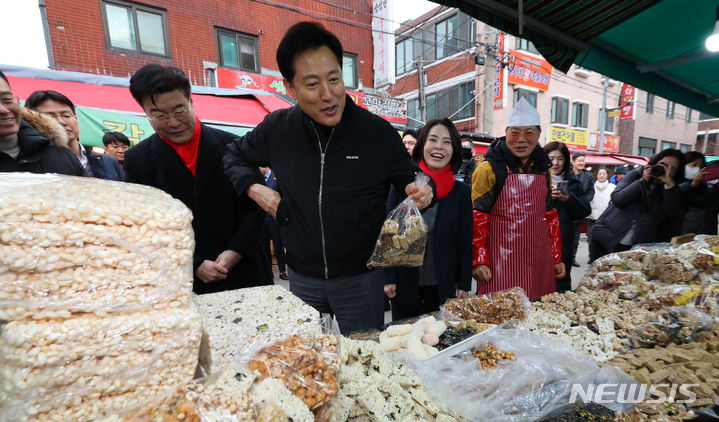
left=288, top=268, right=384, bottom=335
left=266, top=219, right=286, bottom=273
left=570, top=219, right=584, bottom=263
left=390, top=285, right=440, bottom=321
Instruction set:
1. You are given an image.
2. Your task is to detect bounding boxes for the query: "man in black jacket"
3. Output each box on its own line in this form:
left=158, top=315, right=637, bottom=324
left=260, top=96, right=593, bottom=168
left=0, top=71, right=84, bottom=175
left=125, top=64, right=270, bottom=294
left=224, top=22, right=434, bottom=334
left=569, top=152, right=595, bottom=266
left=25, top=90, right=124, bottom=181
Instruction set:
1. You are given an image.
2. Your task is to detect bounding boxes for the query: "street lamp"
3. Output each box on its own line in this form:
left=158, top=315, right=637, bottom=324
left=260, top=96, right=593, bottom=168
left=706, top=6, right=719, bottom=52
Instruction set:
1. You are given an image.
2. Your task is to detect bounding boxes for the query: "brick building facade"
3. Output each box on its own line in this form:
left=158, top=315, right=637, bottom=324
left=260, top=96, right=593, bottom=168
left=42, top=0, right=374, bottom=88
left=388, top=5, right=699, bottom=157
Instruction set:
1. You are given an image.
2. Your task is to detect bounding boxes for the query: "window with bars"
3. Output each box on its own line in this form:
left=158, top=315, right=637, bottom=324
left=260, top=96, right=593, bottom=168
left=666, top=101, right=675, bottom=119
left=217, top=29, right=259, bottom=72
left=101, top=0, right=169, bottom=56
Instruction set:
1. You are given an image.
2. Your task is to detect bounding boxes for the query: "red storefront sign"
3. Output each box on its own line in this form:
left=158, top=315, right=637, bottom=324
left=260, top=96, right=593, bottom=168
left=588, top=132, right=620, bottom=153
left=507, top=50, right=551, bottom=91
left=494, top=32, right=505, bottom=110
left=620, top=84, right=635, bottom=121
left=216, top=68, right=407, bottom=124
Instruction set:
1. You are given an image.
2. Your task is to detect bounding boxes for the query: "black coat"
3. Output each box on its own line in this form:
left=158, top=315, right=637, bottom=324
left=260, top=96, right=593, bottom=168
left=681, top=183, right=719, bottom=235
left=550, top=173, right=591, bottom=287
left=389, top=182, right=473, bottom=307
left=224, top=96, right=428, bottom=279
left=124, top=124, right=270, bottom=294
left=84, top=145, right=125, bottom=181
left=590, top=168, right=686, bottom=252
left=0, top=120, right=84, bottom=175
left=574, top=169, right=595, bottom=207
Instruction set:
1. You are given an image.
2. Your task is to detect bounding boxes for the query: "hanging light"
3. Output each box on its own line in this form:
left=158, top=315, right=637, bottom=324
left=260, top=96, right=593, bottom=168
left=706, top=6, right=719, bottom=52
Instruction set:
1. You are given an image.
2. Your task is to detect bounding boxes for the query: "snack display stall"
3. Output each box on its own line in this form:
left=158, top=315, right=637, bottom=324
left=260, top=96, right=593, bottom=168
left=1, top=173, right=718, bottom=421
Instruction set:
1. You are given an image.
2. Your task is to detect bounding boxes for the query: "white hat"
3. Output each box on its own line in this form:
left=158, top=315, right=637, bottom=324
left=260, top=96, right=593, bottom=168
left=507, top=97, right=540, bottom=127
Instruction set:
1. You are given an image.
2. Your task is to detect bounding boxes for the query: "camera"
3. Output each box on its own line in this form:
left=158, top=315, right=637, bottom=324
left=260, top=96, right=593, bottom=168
left=461, top=146, right=473, bottom=160
left=650, top=164, right=665, bottom=177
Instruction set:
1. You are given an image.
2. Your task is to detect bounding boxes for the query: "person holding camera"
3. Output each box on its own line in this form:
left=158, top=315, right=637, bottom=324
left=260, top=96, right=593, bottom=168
left=589, top=149, right=687, bottom=262
left=544, top=142, right=591, bottom=292
left=456, top=138, right=477, bottom=184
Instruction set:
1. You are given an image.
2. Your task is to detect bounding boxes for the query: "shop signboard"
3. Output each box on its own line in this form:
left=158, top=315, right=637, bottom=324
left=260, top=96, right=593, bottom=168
left=216, top=68, right=407, bottom=124
left=507, top=50, right=551, bottom=91
left=494, top=32, right=505, bottom=110
left=587, top=132, right=620, bottom=153
left=76, top=106, right=251, bottom=147
left=620, top=84, right=635, bottom=121
left=549, top=126, right=588, bottom=150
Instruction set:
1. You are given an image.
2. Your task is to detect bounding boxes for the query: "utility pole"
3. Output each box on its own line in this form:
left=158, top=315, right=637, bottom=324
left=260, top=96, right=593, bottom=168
left=483, top=30, right=497, bottom=135
left=417, top=55, right=427, bottom=123
left=598, top=77, right=609, bottom=153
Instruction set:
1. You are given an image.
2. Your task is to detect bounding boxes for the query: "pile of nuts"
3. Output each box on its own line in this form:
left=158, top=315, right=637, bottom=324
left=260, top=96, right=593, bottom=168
left=249, top=335, right=339, bottom=409
left=443, top=288, right=528, bottom=324
left=471, top=343, right=516, bottom=369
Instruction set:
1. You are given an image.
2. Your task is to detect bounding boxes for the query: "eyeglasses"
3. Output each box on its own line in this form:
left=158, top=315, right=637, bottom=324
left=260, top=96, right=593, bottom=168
left=41, top=111, right=76, bottom=122
left=147, top=106, right=191, bottom=122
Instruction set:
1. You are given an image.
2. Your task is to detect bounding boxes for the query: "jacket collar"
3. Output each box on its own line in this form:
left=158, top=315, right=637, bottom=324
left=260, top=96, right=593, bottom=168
left=485, top=136, right=552, bottom=174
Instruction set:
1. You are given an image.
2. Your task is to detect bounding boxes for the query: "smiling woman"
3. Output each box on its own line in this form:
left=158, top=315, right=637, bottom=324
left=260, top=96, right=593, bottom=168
left=385, top=118, right=473, bottom=321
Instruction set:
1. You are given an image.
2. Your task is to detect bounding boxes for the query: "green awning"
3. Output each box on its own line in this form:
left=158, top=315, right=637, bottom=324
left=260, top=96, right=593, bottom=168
left=443, top=0, right=719, bottom=117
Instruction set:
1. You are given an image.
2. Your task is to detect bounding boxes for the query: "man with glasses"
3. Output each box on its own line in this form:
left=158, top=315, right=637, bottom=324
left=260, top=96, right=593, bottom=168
left=471, top=98, right=564, bottom=300
left=124, top=64, right=270, bottom=294
left=0, top=71, right=83, bottom=175
left=25, top=90, right=124, bottom=181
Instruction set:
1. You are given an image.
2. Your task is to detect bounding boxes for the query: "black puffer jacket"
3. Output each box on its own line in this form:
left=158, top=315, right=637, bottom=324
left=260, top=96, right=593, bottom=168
left=591, top=167, right=685, bottom=252
left=224, top=96, right=429, bottom=279
left=0, top=109, right=83, bottom=175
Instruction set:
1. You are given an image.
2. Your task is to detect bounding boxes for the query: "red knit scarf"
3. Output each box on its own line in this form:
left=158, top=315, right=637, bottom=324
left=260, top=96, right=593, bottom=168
left=160, top=116, right=202, bottom=176
left=419, top=160, right=455, bottom=199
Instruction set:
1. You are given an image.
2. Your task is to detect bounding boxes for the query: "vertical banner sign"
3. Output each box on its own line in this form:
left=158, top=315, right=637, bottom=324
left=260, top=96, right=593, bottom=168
left=494, top=32, right=505, bottom=110
left=373, top=0, right=394, bottom=87
left=620, top=84, right=635, bottom=121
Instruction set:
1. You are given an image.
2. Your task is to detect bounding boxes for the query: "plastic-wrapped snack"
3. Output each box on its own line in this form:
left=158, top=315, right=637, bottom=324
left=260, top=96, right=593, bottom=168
left=442, top=287, right=529, bottom=324
left=651, top=247, right=698, bottom=284
left=644, top=284, right=703, bottom=310
left=698, top=284, right=719, bottom=317
left=367, top=174, right=429, bottom=268
left=248, top=333, right=340, bottom=410
left=620, top=246, right=658, bottom=272
left=117, top=367, right=259, bottom=421
left=678, top=236, right=719, bottom=273
left=578, top=271, right=647, bottom=291
left=590, top=253, right=627, bottom=272
left=632, top=306, right=713, bottom=348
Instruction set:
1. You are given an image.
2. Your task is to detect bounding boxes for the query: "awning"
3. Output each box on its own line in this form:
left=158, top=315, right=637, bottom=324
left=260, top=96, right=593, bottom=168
left=584, top=155, right=627, bottom=166
left=613, top=154, right=648, bottom=165
left=5, top=73, right=294, bottom=147
left=7, top=75, right=288, bottom=125
left=444, top=0, right=719, bottom=117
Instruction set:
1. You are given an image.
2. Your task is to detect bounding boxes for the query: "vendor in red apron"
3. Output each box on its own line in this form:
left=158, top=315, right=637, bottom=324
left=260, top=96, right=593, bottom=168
left=470, top=98, right=565, bottom=300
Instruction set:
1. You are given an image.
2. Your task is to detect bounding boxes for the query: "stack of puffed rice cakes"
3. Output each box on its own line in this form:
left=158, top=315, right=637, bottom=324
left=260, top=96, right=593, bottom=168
left=0, top=173, right=201, bottom=421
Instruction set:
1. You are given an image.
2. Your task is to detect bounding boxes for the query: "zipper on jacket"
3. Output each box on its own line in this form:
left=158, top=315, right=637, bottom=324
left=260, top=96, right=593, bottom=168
left=312, top=122, right=333, bottom=279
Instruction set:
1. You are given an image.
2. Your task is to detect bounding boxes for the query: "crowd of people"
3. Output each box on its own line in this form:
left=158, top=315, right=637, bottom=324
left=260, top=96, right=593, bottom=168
left=2, top=21, right=718, bottom=335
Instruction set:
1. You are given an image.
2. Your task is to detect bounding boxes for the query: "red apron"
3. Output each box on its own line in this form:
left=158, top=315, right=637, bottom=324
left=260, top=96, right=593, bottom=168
left=477, top=169, right=556, bottom=300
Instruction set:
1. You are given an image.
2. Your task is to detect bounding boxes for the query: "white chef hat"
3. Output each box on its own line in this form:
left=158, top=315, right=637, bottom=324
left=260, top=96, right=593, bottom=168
left=506, top=97, right=540, bottom=127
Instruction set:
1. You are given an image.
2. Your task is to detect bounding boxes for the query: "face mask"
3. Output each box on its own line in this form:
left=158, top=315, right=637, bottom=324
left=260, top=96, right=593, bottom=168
left=685, top=166, right=700, bottom=180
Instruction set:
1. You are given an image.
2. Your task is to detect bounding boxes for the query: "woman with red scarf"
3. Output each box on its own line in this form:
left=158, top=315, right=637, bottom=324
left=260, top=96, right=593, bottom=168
left=384, top=118, right=473, bottom=320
